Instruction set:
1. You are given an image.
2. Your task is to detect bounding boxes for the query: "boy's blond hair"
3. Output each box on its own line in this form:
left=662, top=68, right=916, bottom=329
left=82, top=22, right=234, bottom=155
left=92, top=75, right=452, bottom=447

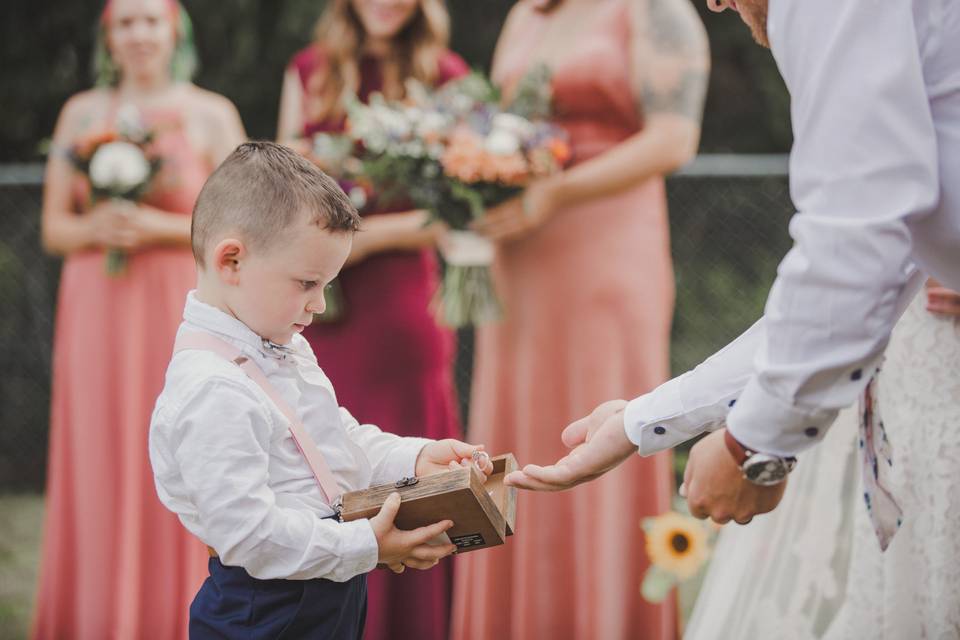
left=191, top=141, right=361, bottom=266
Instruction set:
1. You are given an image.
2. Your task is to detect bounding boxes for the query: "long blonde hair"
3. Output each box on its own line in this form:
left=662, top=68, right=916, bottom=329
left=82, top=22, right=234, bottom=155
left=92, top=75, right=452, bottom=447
left=307, top=0, right=451, bottom=122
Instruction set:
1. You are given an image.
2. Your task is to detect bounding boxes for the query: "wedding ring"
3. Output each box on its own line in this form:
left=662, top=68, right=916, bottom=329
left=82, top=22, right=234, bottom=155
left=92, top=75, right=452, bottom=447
left=471, top=450, right=491, bottom=471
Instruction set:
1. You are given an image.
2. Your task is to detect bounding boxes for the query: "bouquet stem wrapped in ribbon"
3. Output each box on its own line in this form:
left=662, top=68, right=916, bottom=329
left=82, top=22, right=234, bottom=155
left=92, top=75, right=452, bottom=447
left=347, top=66, right=570, bottom=327
left=438, top=230, right=500, bottom=327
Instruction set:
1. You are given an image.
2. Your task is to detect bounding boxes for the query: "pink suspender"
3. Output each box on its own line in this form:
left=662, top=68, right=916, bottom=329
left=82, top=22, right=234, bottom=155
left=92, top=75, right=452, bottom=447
left=174, top=331, right=342, bottom=506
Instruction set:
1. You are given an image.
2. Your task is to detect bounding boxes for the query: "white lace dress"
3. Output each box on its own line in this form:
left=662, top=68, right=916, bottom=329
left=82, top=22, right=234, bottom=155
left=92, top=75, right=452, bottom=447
left=685, top=293, right=960, bottom=639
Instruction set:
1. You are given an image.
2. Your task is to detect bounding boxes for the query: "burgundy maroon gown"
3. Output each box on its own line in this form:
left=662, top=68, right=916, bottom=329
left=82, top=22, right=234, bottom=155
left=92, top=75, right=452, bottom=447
left=289, top=45, right=468, bottom=640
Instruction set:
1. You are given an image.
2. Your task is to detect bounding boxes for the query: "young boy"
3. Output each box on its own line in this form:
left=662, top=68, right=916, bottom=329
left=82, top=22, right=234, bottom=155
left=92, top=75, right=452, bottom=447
left=149, top=142, right=489, bottom=639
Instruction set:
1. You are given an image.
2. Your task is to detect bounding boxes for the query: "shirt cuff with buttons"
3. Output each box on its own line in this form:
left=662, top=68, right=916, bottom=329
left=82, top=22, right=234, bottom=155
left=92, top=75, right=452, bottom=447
left=624, top=320, right=763, bottom=456
left=623, top=371, right=732, bottom=456
left=726, top=378, right=841, bottom=458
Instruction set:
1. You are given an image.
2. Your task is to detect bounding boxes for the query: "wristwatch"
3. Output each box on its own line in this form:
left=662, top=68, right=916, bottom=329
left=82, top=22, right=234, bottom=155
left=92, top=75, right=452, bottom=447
left=723, top=430, right=797, bottom=486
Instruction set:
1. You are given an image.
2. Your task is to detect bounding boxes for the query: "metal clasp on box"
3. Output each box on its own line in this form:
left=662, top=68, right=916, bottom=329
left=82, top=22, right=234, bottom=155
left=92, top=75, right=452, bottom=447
left=395, top=476, right=419, bottom=488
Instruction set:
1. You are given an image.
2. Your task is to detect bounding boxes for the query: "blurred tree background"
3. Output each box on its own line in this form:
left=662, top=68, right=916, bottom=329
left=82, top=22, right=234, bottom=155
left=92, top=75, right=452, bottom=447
left=0, top=0, right=789, bottom=162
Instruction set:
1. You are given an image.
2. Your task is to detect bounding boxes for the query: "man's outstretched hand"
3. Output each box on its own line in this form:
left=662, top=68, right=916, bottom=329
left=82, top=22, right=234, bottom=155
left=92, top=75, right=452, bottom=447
left=503, top=400, right=636, bottom=491
left=681, top=429, right=787, bottom=524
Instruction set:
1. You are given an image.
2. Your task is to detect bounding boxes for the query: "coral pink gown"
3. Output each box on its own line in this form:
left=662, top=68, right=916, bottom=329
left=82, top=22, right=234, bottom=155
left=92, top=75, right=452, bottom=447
left=289, top=46, right=468, bottom=640
left=451, top=2, right=678, bottom=638
left=33, top=103, right=210, bottom=640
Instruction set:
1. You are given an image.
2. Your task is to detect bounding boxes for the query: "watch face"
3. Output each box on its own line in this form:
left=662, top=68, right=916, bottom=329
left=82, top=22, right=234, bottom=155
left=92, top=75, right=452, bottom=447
left=743, top=454, right=790, bottom=486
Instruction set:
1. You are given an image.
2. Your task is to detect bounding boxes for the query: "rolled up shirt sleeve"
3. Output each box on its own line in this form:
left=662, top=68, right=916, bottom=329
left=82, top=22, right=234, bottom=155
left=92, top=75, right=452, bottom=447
left=170, top=378, right=379, bottom=582
left=628, top=0, right=939, bottom=458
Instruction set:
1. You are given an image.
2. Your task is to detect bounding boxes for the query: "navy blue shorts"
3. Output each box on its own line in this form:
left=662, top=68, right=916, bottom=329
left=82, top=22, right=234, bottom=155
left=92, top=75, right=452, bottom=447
left=189, top=558, right=367, bottom=639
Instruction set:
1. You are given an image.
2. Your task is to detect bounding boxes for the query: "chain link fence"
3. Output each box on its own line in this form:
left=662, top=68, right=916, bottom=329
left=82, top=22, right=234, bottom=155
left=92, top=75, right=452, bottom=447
left=0, top=158, right=793, bottom=491
left=1, top=166, right=60, bottom=491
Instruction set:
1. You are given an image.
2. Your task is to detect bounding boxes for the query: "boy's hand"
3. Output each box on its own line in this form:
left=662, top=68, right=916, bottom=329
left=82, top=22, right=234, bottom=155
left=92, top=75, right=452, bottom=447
left=370, top=493, right=457, bottom=574
left=415, top=439, right=494, bottom=477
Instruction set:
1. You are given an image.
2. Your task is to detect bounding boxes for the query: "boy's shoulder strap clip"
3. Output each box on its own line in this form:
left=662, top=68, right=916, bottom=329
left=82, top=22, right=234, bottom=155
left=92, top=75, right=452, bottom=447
left=174, top=330, right=342, bottom=507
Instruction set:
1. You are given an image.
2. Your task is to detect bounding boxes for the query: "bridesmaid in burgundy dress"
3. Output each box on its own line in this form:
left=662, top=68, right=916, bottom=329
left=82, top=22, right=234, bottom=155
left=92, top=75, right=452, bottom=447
left=277, top=2, right=467, bottom=639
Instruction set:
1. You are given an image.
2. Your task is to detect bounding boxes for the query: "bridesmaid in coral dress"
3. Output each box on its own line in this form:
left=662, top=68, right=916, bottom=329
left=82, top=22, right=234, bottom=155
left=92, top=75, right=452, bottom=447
left=451, top=1, right=709, bottom=638
left=33, top=1, right=245, bottom=637
left=277, top=2, right=466, bottom=639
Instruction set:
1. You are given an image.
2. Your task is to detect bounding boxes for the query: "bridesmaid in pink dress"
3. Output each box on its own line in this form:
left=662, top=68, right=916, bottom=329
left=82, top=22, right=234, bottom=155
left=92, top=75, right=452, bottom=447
left=451, top=1, right=709, bottom=638
left=33, top=1, right=245, bottom=637
left=277, top=2, right=466, bottom=639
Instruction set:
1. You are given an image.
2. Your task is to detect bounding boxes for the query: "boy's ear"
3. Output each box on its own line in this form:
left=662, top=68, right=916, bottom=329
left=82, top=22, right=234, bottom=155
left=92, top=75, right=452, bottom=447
left=211, top=238, right=246, bottom=285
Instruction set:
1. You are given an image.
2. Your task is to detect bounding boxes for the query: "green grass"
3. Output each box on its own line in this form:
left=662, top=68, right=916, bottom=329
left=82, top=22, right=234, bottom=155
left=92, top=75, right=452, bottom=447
left=0, top=494, right=43, bottom=640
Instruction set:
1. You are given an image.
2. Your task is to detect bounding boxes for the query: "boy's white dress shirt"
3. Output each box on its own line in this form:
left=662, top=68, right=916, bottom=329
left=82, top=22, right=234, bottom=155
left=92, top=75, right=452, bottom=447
left=149, top=292, right=430, bottom=581
left=625, top=0, right=960, bottom=458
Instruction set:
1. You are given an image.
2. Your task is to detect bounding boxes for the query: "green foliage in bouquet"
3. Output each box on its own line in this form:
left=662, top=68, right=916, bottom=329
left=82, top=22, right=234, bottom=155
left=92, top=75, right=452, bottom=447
left=505, top=63, right=555, bottom=120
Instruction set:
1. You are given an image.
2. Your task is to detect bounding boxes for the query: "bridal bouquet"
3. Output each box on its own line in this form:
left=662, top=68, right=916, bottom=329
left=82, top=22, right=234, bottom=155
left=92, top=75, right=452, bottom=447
left=69, top=104, right=162, bottom=276
left=346, top=66, right=570, bottom=327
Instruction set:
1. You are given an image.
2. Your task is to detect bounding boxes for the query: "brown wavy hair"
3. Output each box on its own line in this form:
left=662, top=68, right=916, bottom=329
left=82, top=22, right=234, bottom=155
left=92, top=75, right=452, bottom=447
left=306, top=0, right=451, bottom=122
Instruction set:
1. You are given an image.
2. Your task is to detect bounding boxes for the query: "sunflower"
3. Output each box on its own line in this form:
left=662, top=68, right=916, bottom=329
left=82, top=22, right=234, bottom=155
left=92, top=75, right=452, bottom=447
left=643, top=511, right=710, bottom=580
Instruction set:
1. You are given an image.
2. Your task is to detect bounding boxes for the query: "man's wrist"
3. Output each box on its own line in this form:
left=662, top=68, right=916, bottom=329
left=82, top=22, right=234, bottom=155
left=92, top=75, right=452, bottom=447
left=623, top=384, right=721, bottom=457
left=723, top=428, right=749, bottom=465
left=723, top=429, right=797, bottom=486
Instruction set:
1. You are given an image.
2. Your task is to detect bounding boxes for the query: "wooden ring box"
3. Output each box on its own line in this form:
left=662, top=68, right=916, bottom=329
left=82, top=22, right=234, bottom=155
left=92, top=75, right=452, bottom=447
left=339, top=453, right=518, bottom=553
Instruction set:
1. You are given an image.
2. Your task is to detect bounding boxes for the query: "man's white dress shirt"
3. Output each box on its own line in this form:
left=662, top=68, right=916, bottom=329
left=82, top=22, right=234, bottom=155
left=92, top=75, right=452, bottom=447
left=149, top=292, right=430, bottom=581
left=626, top=0, right=960, bottom=457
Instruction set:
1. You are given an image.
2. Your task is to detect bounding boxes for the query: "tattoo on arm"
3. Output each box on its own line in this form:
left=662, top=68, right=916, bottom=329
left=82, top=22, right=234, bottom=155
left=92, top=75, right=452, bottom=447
left=636, top=0, right=710, bottom=121
left=643, top=68, right=709, bottom=120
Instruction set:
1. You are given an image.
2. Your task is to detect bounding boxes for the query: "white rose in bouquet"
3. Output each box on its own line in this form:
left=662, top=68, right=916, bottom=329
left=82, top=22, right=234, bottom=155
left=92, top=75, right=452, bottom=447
left=416, top=111, right=452, bottom=138
left=491, top=112, right=535, bottom=138
left=373, top=104, right=412, bottom=139
left=400, top=140, right=428, bottom=158
left=88, top=141, right=151, bottom=194
left=484, top=129, right=521, bottom=156
left=450, top=93, right=475, bottom=115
